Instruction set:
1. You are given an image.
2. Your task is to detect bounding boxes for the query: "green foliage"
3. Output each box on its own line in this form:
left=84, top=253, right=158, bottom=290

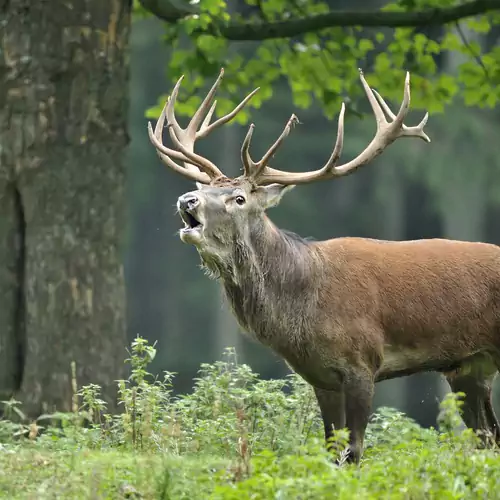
left=2, top=338, right=500, bottom=498
left=144, top=0, right=500, bottom=121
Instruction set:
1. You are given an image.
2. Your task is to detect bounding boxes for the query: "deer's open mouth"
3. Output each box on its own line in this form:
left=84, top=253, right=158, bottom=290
left=179, top=208, right=204, bottom=245
left=180, top=210, right=202, bottom=230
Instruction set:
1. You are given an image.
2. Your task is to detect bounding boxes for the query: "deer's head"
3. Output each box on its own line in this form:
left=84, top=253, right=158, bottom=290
left=176, top=179, right=293, bottom=250
left=148, top=69, right=429, bottom=259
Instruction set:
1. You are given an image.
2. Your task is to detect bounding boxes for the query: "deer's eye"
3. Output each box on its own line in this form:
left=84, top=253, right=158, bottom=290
left=235, top=196, right=246, bottom=206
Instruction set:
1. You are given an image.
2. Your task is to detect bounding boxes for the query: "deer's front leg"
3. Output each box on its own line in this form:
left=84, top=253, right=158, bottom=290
left=344, top=367, right=375, bottom=464
left=314, top=386, right=346, bottom=448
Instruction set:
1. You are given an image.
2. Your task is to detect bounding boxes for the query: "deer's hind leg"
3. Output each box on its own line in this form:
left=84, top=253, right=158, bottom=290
left=444, top=356, right=499, bottom=446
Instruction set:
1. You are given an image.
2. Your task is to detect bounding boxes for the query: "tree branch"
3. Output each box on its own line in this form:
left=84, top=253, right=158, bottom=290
left=138, top=0, right=196, bottom=23
left=140, top=0, right=500, bottom=40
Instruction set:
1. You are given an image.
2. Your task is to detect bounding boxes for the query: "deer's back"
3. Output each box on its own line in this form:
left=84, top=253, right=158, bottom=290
left=316, top=237, right=500, bottom=358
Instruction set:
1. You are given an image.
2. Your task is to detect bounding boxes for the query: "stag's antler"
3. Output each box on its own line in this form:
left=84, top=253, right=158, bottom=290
left=241, top=114, right=301, bottom=179
left=149, top=68, right=430, bottom=187
left=244, top=69, right=430, bottom=186
left=148, top=68, right=260, bottom=184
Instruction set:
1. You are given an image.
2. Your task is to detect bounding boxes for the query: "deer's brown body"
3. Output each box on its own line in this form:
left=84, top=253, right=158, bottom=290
left=318, top=237, right=500, bottom=385
left=148, top=69, right=500, bottom=463
left=229, top=233, right=500, bottom=379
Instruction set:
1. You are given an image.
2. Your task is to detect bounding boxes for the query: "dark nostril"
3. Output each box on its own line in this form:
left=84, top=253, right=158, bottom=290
left=187, top=197, right=198, bottom=210
left=178, top=194, right=199, bottom=211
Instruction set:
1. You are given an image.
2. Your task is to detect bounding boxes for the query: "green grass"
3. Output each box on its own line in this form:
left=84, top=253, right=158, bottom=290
left=0, top=448, right=230, bottom=499
left=2, top=338, right=500, bottom=499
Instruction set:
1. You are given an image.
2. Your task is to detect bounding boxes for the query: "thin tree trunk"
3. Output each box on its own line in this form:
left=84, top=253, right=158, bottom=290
left=375, top=163, right=405, bottom=241
left=440, top=172, right=486, bottom=242
left=0, top=0, right=130, bottom=416
left=126, top=17, right=184, bottom=370
left=440, top=25, right=487, bottom=243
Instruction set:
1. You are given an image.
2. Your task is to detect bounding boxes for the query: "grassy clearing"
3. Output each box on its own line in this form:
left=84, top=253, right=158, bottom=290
left=0, top=448, right=229, bottom=499
left=2, top=338, right=500, bottom=499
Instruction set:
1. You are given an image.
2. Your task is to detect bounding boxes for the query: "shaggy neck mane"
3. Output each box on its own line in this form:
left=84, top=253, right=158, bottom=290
left=201, top=215, right=321, bottom=352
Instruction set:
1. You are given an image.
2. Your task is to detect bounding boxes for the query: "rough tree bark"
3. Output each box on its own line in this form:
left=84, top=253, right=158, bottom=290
left=0, top=0, right=129, bottom=416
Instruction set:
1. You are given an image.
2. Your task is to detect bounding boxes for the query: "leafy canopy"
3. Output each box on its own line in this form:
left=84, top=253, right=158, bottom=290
left=136, top=0, right=500, bottom=121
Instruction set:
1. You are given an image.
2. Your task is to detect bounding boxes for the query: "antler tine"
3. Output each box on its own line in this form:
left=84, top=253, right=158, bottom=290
left=201, top=100, right=218, bottom=132
left=252, top=114, right=300, bottom=179
left=358, top=70, right=387, bottom=129
left=165, top=75, right=184, bottom=139
left=241, top=123, right=256, bottom=177
left=188, top=68, right=225, bottom=136
left=149, top=107, right=189, bottom=163
left=147, top=107, right=211, bottom=184
left=251, top=69, right=431, bottom=186
left=159, top=68, right=261, bottom=182
left=249, top=104, right=346, bottom=183
left=166, top=120, right=225, bottom=178
left=323, top=103, right=346, bottom=172
left=372, top=87, right=430, bottom=142
left=164, top=74, right=225, bottom=179
left=240, top=115, right=300, bottom=181
left=170, top=67, right=261, bottom=142
left=395, top=71, right=411, bottom=127
left=198, top=87, right=261, bottom=139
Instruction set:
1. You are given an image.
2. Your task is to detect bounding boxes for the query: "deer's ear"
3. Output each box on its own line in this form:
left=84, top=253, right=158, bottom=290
left=255, top=184, right=295, bottom=209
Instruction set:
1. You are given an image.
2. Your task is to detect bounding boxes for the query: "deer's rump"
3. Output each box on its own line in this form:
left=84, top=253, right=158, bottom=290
left=319, top=237, right=500, bottom=377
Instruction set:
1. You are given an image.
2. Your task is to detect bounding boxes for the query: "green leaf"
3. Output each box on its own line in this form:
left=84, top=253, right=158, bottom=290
left=196, top=35, right=224, bottom=54
left=436, top=74, right=459, bottom=100
left=463, top=88, right=482, bottom=106
left=467, top=15, right=491, bottom=34
left=374, top=52, right=392, bottom=73
left=359, top=38, right=374, bottom=53
left=200, top=0, right=227, bottom=15
left=440, top=32, right=462, bottom=51
left=458, top=61, right=484, bottom=87
left=292, top=91, right=312, bottom=109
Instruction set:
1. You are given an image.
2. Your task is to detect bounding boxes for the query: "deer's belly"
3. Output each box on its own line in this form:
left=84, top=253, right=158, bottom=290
left=377, top=344, right=471, bottom=381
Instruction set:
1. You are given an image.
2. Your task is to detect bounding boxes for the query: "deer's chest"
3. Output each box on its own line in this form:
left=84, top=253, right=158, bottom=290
left=222, top=281, right=304, bottom=350
left=223, top=282, right=350, bottom=389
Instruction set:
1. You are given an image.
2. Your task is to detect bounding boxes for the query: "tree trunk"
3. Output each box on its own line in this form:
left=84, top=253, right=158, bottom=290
left=440, top=171, right=487, bottom=242
left=0, top=0, right=130, bottom=416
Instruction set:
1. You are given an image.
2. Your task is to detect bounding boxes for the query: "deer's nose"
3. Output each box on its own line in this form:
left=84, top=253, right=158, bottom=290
left=178, top=193, right=199, bottom=211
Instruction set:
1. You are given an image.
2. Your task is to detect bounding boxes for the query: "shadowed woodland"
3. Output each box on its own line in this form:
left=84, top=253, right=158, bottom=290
left=1, top=0, right=500, bottom=432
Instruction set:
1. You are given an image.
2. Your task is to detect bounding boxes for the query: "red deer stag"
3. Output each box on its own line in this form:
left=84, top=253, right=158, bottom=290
left=148, top=68, right=500, bottom=464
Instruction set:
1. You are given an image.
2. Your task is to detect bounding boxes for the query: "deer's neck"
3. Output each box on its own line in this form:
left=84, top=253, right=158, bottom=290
left=207, top=216, right=321, bottom=352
